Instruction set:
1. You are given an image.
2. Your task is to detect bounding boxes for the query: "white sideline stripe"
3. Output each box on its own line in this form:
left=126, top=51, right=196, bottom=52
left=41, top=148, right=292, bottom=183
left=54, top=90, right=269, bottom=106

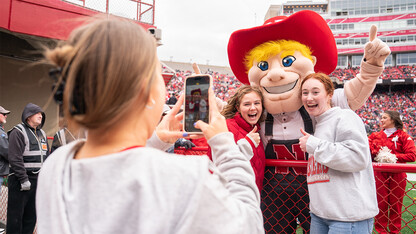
left=407, top=173, right=416, bottom=182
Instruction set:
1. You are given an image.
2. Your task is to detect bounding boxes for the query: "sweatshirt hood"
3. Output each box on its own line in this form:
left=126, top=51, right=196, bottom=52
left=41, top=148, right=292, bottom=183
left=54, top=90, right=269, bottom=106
left=22, top=103, right=46, bottom=129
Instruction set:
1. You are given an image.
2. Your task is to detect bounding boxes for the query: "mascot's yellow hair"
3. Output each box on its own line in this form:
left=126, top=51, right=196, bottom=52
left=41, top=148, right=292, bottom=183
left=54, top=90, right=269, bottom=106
left=244, top=40, right=314, bottom=72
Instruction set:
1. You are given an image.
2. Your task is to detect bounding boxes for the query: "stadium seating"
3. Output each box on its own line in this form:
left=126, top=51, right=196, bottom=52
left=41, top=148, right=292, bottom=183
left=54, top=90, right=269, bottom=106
left=356, top=90, right=416, bottom=138
left=330, top=64, right=416, bottom=81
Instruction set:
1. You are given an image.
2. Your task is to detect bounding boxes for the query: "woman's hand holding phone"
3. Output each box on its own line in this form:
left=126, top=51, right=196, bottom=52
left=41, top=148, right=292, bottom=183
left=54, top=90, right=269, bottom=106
left=155, top=94, right=198, bottom=143
left=188, top=63, right=228, bottom=140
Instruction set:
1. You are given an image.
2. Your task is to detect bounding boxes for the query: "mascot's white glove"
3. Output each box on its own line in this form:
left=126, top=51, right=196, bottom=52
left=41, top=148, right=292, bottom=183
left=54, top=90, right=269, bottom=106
left=374, top=146, right=398, bottom=163
left=20, top=180, right=31, bottom=191
left=363, top=25, right=391, bottom=67
left=344, top=25, right=391, bottom=111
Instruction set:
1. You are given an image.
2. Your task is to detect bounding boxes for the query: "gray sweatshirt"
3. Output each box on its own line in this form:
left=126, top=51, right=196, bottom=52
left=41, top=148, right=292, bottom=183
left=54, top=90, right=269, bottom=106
left=305, top=107, right=378, bottom=221
left=36, top=132, right=264, bottom=234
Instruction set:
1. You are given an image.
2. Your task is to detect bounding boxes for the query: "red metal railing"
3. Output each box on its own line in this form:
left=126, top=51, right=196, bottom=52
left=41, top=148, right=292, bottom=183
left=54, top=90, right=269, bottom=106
left=174, top=146, right=209, bottom=155
left=264, top=159, right=416, bottom=233
left=372, top=162, right=416, bottom=172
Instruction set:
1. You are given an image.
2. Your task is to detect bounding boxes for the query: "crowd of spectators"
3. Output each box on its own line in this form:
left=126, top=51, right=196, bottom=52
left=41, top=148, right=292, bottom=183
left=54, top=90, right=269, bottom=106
left=164, top=67, right=242, bottom=101
left=398, top=65, right=416, bottom=78
left=163, top=64, right=415, bottom=138
left=209, top=71, right=242, bottom=101
left=330, top=64, right=416, bottom=81
left=330, top=67, right=360, bottom=82
left=356, top=90, right=416, bottom=138
left=379, top=66, right=404, bottom=80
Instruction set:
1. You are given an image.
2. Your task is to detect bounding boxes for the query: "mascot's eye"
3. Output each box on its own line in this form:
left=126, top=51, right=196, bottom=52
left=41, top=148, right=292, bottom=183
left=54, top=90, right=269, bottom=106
left=282, top=56, right=296, bottom=67
left=257, top=61, right=269, bottom=71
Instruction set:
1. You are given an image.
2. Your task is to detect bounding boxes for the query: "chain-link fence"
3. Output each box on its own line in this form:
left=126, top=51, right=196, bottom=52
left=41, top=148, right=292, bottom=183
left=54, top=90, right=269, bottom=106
left=372, top=163, right=416, bottom=234
left=63, top=0, right=155, bottom=25
left=0, top=182, right=38, bottom=234
left=0, top=185, right=7, bottom=225
left=175, top=148, right=416, bottom=234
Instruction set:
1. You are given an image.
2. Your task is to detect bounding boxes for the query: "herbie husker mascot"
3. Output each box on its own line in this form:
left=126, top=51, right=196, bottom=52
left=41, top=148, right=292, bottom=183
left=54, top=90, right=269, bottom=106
left=227, top=10, right=390, bottom=233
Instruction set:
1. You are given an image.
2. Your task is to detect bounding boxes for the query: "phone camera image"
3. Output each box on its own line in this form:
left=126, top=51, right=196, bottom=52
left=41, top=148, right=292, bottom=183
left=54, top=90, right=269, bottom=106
left=184, top=75, right=210, bottom=133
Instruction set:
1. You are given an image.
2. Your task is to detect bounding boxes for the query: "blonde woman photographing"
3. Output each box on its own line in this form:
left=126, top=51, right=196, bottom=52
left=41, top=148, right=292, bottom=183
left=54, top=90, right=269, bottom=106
left=36, top=17, right=263, bottom=234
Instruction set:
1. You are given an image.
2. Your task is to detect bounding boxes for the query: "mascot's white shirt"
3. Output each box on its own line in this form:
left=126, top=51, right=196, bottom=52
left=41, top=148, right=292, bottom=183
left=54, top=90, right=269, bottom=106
left=261, top=88, right=349, bottom=145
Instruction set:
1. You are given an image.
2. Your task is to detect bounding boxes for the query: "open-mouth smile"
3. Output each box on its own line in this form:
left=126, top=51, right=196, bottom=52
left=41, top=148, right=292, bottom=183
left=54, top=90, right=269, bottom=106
left=306, top=104, right=318, bottom=109
left=263, top=80, right=298, bottom=94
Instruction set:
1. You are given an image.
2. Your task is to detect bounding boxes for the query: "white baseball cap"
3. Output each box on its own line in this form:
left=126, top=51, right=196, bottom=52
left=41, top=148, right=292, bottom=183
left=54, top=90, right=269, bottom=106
left=0, top=106, right=10, bottom=115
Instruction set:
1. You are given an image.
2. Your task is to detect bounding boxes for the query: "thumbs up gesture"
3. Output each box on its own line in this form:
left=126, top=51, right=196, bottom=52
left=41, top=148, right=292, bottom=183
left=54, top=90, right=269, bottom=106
left=247, top=126, right=260, bottom=147
left=363, top=25, right=391, bottom=67
left=299, top=128, right=310, bottom=152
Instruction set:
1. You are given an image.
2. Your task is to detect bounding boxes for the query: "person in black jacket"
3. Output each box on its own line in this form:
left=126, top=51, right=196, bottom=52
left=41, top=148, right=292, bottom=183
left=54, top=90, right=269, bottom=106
left=50, top=117, right=86, bottom=153
left=166, top=93, right=178, bottom=105
left=7, top=103, right=49, bottom=234
left=0, top=106, right=10, bottom=193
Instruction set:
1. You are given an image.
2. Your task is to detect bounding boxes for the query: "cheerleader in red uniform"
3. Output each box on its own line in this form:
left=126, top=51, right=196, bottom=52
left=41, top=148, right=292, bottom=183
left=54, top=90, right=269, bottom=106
left=368, top=110, right=416, bottom=234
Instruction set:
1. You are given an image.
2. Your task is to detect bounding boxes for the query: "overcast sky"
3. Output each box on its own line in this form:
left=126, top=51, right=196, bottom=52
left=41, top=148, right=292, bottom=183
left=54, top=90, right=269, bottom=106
left=154, top=0, right=286, bottom=67
left=66, top=0, right=293, bottom=67
left=66, top=0, right=297, bottom=67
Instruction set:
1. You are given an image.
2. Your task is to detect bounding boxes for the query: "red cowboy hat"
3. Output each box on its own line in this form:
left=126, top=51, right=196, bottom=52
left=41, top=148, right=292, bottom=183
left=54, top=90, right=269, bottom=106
left=227, top=10, right=337, bottom=85
left=191, top=88, right=201, bottom=96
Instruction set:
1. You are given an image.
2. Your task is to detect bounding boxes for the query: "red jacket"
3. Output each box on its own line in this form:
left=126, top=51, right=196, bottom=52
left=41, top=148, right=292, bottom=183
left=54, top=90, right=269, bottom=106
left=208, top=113, right=266, bottom=191
left=368, top=129, right=416, bottom=163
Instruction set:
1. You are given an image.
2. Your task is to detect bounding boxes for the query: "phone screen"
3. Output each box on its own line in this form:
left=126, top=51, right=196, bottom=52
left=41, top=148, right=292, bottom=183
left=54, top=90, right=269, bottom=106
left=184, top=75, right=210, bottom=133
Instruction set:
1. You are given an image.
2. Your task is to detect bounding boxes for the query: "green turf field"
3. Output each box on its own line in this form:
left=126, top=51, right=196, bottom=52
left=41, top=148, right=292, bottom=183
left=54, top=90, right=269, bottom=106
left=399, top=181, right=416, bottom=233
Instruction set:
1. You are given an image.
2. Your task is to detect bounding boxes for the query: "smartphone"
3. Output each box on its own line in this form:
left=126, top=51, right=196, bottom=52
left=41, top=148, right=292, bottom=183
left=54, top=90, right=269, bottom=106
left=183, top=74, right=211, bottom=133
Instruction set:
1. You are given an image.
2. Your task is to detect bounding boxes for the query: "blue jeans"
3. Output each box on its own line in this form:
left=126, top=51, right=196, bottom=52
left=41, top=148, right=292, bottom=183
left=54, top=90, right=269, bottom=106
left=310, top=213, right=374, bottom=234
left=0, top=177, right=3, bottom=193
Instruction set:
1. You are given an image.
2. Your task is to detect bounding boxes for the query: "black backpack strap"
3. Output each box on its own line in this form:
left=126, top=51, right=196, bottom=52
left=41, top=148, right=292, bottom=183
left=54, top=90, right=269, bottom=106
left=265, top=113, right=274, bottom=137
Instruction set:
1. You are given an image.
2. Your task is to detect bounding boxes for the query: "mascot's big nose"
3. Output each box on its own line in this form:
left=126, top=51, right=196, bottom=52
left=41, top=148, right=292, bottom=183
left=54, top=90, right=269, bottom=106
left=266, top=65, right=286, bottom=82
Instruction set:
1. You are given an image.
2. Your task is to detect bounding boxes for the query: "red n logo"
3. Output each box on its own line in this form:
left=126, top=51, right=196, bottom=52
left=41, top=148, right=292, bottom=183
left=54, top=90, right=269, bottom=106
left=272, top=143, right=307, bottom=175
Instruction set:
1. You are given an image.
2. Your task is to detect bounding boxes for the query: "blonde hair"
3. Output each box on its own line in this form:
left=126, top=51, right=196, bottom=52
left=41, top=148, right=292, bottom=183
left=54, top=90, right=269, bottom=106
left=244, top=40, right=313, bottom=72
left=45, top=17, right=158, bottom=130
left=221, top=85, right=265, bottom=122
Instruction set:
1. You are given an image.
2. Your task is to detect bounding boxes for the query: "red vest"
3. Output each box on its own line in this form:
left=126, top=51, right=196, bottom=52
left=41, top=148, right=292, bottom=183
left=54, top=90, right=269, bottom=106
left=208, top=113, right=265, bottom=191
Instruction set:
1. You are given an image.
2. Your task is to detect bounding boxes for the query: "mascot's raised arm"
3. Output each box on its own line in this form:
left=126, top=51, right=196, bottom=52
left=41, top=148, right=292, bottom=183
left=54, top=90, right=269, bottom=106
left=227, top=10, right=390, bottom=233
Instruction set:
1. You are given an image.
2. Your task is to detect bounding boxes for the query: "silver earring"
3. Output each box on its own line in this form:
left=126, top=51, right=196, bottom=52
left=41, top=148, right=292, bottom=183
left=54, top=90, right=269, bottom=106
left=146, top=99, right=155, bottom=109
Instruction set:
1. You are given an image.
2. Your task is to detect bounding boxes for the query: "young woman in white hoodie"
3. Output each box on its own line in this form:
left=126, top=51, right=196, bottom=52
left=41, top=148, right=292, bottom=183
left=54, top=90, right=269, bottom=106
left=298, top=73, right=378, bottom=234
left=36, top=17, right=263, bottom=234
